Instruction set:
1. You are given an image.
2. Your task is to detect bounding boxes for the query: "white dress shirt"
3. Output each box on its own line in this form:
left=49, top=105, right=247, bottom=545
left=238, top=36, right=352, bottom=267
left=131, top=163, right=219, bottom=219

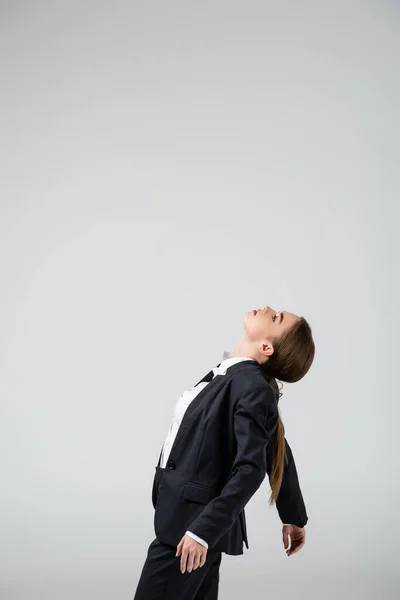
left=159, top=354, right=293, bottom=549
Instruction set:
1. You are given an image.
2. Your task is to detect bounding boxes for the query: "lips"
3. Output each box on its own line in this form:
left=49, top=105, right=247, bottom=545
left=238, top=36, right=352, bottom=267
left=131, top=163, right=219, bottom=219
left=252, top=310, right=257, bottom=316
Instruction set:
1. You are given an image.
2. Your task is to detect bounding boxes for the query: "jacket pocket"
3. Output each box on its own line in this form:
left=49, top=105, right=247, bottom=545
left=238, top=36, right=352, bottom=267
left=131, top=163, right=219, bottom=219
left=183, top=481, right=218, bottom=505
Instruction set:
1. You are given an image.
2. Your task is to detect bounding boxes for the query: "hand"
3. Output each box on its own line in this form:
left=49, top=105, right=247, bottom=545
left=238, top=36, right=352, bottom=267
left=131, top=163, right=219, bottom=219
left=176, top=534, right=208, bottom=574
left=282, top=524, right=306, bottom=557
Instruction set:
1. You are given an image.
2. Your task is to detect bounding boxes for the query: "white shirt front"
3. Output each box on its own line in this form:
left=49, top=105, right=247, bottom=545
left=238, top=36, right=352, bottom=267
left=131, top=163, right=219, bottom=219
left=158, top=354, right=292, bottom=549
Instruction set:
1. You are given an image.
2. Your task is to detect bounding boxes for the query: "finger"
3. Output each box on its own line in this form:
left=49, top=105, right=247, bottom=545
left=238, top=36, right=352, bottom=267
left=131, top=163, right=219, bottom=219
left=187, top=550, right=195, bottom=573
left=176, top=541, right=182, bottom=557
left=181, top=550, right=188, bottom=574
left=286, top=539, right=296, bottom=555
left=287, top=540, right=304, bottom=556
left=290, top=541, right=305, bottom=555
left=199, top=551, right=207, bottom=568
left=286, top=539, right=297, bottom=554
left=192, top=552, right=201, bottom=571
left=283, top=532, right=291, bottom=551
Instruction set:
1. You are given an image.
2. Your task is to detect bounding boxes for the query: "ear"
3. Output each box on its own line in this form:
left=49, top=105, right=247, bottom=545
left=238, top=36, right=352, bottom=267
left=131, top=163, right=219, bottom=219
left=261, top=342, right=274, bottom=358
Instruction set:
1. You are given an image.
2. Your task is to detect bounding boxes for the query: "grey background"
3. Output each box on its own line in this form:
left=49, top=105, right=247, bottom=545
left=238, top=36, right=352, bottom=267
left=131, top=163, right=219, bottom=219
left=1, top=1, right=398, bottom=599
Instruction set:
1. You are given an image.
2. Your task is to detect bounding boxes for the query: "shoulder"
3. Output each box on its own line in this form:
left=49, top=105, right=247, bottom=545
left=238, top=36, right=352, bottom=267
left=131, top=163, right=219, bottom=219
left=238, top=369, right=276, bottom=399
left=233, top=366, right=270, bottom=392
left=236, top=380, right=278, bottom=413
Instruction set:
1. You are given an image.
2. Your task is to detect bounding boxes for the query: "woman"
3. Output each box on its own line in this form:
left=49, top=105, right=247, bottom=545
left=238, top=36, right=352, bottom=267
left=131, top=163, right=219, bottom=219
left=133, top=305, right=315, bottom=600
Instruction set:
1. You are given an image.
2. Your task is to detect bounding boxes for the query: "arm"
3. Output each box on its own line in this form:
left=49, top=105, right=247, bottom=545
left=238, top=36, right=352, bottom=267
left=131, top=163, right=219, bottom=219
left=186, top=385, right=279, bottom=549
left=266, top=435, right=308, bottom=527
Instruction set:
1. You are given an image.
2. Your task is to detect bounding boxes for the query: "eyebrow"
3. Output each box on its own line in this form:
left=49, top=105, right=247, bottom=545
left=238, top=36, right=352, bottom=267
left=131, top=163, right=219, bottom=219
left=280, top=312, right=284, bottom=324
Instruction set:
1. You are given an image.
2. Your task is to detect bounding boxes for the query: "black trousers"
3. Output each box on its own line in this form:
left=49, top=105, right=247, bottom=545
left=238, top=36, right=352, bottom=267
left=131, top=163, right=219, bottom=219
left=133, top=466, right=223, bottom=600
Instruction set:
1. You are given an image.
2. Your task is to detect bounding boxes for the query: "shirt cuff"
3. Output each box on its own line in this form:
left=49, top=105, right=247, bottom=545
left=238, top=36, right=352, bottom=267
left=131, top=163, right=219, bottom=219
left=185, top=530, right=209, bottom=549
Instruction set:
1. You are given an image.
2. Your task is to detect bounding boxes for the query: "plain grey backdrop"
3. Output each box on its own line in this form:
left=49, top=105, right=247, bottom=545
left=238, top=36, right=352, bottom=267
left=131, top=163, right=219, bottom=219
left=1, top=1, right=398, bottom=598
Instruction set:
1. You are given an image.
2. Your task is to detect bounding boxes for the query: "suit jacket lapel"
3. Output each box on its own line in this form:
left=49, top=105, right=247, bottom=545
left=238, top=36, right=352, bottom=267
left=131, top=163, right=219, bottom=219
left=167, top=365, right=225, bottom=461
left=156, top=364, right=220, bottom=467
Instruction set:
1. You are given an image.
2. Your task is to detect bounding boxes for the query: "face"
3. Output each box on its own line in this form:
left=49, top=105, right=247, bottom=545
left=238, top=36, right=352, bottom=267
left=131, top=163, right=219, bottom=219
left=244, top=305, right=300, bottom=358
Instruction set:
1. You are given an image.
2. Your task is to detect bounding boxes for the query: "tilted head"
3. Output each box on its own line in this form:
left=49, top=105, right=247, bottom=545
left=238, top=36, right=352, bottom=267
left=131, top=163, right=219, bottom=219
left=243, top=306, right=315, bottom=383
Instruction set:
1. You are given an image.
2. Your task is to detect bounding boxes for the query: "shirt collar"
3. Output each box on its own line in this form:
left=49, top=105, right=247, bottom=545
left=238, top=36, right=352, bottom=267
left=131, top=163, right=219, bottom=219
left=212, top=355, right=257, bottom=376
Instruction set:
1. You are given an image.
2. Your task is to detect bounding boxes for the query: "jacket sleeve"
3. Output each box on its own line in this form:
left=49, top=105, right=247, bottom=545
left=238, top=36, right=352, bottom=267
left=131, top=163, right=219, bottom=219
left=185, top=530, right=208, bottom=548
left=186, top=385, right=279, bottom=549
left=266, top=435, right=308, bottom=527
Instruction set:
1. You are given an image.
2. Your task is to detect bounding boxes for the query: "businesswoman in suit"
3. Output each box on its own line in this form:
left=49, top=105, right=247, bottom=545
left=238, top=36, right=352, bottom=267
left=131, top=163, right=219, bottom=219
left=133, top=305, right=315, bottom=600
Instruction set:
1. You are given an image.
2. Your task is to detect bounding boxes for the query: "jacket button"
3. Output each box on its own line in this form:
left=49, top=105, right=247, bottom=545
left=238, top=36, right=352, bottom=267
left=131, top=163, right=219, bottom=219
left=166, top=459, right=176, bottom=470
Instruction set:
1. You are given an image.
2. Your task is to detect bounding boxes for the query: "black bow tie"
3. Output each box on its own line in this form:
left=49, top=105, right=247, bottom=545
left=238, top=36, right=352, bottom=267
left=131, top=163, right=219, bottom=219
left=194, top=363, right=221, bottom=386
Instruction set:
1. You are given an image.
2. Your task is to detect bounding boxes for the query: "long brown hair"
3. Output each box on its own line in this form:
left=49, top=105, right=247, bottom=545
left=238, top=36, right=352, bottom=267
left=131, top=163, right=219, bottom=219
left=261, top=317, right=315, bottom=505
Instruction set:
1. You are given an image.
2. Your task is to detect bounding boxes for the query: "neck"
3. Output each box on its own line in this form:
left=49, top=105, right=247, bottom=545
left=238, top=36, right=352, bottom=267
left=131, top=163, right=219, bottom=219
left=231, top=336, right=261, bottom=363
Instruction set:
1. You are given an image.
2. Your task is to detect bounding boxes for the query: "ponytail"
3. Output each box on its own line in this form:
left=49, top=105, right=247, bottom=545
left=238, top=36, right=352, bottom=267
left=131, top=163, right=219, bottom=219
left=260, top=316, right=315, bottom=503
left=264, top=376, right=287, bottom=504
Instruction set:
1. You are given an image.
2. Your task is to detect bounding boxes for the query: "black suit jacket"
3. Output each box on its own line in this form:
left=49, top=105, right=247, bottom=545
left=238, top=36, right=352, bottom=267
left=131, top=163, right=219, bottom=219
left=151, top=360, right=308, bottom=555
